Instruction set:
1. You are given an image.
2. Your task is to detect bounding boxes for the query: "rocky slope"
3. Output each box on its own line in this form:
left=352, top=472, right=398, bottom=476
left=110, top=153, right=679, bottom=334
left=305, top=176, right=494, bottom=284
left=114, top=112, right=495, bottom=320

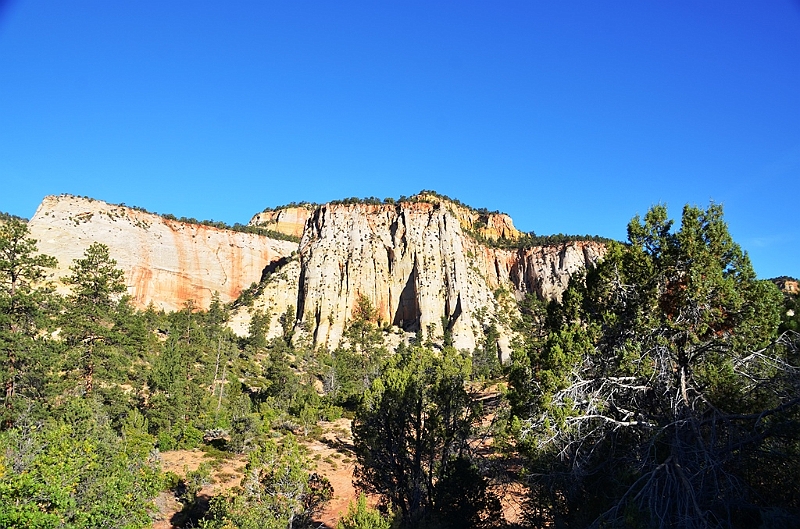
left=28, top=193, right=605, bottom=359
left=27, top=195, right=296, bottom=311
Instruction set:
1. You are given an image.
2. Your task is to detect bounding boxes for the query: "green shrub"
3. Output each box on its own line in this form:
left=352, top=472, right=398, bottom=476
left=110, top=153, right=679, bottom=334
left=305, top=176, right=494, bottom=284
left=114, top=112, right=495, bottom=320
left=336, top=493, right=392, bottom=529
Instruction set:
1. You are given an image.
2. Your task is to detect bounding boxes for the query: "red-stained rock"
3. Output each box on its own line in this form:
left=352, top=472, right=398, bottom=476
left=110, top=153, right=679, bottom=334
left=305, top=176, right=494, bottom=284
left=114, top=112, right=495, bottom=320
left=30, top=193, right=604, bottom=360
left=28, top=195, right=296, bottom=312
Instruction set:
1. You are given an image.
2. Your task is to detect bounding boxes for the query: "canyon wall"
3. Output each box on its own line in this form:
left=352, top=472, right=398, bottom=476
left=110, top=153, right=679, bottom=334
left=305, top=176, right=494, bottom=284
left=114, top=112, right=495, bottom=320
left=27, top=195, right=296, bottom=311
left=240, top=197, right=605, bottom=359
left=28, top=194, right=604, bottom=359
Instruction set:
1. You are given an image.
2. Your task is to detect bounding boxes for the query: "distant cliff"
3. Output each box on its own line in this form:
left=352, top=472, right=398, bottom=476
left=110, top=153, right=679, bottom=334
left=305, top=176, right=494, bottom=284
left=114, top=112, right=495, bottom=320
left=28, top=193, right=605, bottom=359
left=28, top=195, right=296, bottom=311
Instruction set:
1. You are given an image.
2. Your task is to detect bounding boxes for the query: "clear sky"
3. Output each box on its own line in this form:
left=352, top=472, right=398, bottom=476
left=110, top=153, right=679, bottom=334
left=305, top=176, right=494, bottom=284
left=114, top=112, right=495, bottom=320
left=1, top=1, right=798, bottom=279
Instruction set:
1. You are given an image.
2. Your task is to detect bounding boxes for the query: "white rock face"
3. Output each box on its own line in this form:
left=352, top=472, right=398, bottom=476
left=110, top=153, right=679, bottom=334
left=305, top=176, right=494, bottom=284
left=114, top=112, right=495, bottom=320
left=480, top=243, right=608, bottom=302
left=248, top=199, right=605, bottom=359
left=228, top=257, right=302, bottom=339
left=249, top=206, right=312, bottom=239
left=27, top=194, right=605, bottom=360
left=292, top=202, right=484, bottom=351
left=28, top=195, right=296, bottom=311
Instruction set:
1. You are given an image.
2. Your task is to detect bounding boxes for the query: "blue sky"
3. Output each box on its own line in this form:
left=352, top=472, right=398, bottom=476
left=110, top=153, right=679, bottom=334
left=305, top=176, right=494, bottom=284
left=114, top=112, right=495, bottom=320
left=1, top=1, right=798, bottom=278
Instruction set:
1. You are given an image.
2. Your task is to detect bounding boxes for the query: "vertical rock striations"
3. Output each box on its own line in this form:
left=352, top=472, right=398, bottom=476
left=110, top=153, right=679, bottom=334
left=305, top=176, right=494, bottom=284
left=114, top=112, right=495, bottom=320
left=27, top=193, right=605, bottom=359
left=27, top=195, right=297, bottom=311
left=245, top=196, right=605, bottom=359
left=249, top=206, right=313, bottom=239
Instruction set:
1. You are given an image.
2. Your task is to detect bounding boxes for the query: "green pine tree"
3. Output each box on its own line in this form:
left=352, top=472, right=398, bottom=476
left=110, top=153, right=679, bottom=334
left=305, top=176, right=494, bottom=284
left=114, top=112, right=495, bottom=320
left=60, top=242, right=128, bottom=396
left=0, top=219, right=58, bottom=425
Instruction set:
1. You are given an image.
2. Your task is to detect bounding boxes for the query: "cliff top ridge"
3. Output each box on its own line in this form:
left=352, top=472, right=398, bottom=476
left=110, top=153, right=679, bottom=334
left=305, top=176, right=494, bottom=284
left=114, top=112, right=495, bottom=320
left=34, top=192, right=612, bottom=250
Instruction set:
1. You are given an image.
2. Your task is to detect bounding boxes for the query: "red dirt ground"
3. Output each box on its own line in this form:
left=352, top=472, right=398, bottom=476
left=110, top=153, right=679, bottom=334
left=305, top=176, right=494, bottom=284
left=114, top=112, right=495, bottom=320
left=150, top=418, right=367, bottom=529
left=151, top=407, right=526, bottom=528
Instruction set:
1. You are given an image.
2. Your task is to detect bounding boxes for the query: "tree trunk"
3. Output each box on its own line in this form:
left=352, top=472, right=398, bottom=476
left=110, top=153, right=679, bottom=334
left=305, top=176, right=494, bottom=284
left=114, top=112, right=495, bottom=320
left=5, top=351, right=15, bottom=406
left=86, top=360, right=94, bottom=395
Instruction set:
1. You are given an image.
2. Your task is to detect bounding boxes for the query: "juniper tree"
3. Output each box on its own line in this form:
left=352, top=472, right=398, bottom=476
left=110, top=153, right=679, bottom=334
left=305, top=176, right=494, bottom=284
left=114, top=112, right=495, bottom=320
left=353, top=344, right=502, bottom=527
left=512, top=204, right=799, bottom=528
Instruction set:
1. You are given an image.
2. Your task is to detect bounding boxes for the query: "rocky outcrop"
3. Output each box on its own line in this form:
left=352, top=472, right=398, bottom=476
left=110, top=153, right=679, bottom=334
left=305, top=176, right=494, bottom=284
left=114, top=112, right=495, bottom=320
left=249, top=206, right=313, bottom=239
left=480, top=243, right=607, bottom=301
left=28, top=193, right=604, bottom=360
left=239, top=197, right=604, bottom=359
left=27, top=195, right=296, bottom=311
left=773, top=278, right=799, bottom=295
left=410, top=192, right=523, bottom=243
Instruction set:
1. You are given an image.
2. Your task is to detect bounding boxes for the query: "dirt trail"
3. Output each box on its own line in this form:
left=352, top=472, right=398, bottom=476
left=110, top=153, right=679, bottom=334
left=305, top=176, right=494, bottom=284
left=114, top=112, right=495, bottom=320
left=151, top=419, right=363, bottom=529
left=151, top=394, right=525, bottom=528
left=152, top=448, right=248, bottom=529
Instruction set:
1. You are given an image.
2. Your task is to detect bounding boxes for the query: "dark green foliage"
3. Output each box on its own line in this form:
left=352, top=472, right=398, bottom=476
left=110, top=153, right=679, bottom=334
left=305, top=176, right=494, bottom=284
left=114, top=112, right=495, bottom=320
left=244, top=308, right=270, bottom=350
left=464, top=226, right=613, bottom=250
left=323, top=346, right=363, bottom=406
left=4, top=197, right=798, bottom=528
left=431, top=457, right=504, bottom=529
left=62, top=242, right=126, bottom=310
left=441, top=314, right=454, bottom=348
left=329, top=196, right=385, bottom=206
left=0, top=219, right=58, bottom=425
left=406, top=190, right=611, bottom=249
left=201, top=435, right=331, bottom=529
left=259, top=189, right=480, bottom=212
left=260, top=201, right=318, bottom=213
left=510, top=204, right=799, bottom=528
left=172, top=462, right=212, bottom=526
left=0, top=222, right=339, bottom=527
left=772, top=277, right=800, bottom=333
left=282, top=305, right=298, bottom=343
left=233, top=281, right=261, bottom=308
left=472, top=322, right=501, bottom=380
left=262, top=341, right=303, bottom=401
left=60, top=243, right=129, bottom=396
left=153, top=190, right=612, bottom=253
left=506, top=294, right=551, bottom=418
left=414, top=189, right=500, bottom=214
left=110, top=198, right=302, bottom=243
left=0, top=211, right=28, bottom=223
left=336, top=493, right=393, bottom=529
left=323, top=295, right=388, bottom=407
left=145, top=301, right=241, bottom=443
left=93, top=191, right=615, bottom=250
left=352, top=344, right=499, bottom=526
left=229, top=223, right=301, bottom=242
left=228, top=394, right=262, bottom=453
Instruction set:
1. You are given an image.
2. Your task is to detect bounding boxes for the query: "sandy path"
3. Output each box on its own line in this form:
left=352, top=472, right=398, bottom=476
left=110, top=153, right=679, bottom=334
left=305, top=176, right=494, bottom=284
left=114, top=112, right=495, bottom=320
left=150, top=400, right=524, bottom=528
left=151, top=419, right=362, bottom=529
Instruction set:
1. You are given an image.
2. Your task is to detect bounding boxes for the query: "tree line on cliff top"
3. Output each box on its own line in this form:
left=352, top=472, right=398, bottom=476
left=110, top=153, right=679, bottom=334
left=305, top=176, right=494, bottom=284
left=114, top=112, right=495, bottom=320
left=256, top=190, right=613, bottom=249
left=5, top=190, right=612, bottom=250
left=1, top=201, right=799, bottom=528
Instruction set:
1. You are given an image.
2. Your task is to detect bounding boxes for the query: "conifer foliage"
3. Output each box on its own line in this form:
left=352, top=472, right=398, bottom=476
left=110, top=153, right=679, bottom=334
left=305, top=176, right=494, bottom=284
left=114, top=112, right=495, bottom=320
left=0, top=218, right=57, bottom=423
left=511, top=204, right=799, bottom=528
left=352, top=344, right=503, bottom=527
left=1, top=200, right=797, bottom=529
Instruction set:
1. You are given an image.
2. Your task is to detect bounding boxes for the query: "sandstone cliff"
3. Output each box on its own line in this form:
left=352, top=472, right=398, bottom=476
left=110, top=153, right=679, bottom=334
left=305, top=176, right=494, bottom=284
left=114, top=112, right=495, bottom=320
left=28, top=193, right=604, bottom=360
left=249, top=206, right=312, bottom=240
left=239, top=196, right=604, bottom=359
left=28, top=195, right=296, bottom=311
